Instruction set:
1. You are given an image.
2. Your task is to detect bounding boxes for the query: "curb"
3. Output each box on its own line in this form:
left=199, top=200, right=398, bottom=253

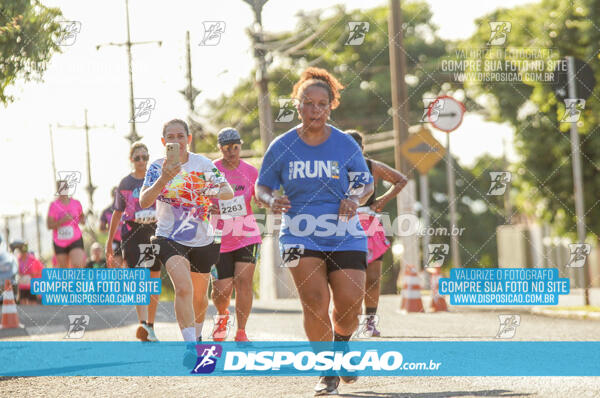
left=531, top=307, right=600, bottom=320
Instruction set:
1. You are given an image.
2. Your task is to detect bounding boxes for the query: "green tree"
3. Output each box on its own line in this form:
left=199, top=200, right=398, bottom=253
left=461, top=0, right=600, bottom=239
left=0, top=0, right=63, bottom=104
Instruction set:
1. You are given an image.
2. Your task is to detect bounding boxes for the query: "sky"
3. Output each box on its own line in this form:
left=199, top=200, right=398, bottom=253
left=0, top=0, right=537, bottom=252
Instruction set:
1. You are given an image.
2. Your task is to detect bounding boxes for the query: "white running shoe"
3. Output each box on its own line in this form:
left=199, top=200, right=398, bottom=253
left=146, top=325, right=159, bottom=342
left=136, top=324, right=158, bottom=342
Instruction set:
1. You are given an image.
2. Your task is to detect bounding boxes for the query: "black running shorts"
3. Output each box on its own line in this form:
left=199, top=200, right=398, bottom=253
left=213, top=244, right=260, bottom=280
left=151, top=236, right=220, bottom=274
left=53, top=237, right=84, bottom=255
left=121, top=222, right=158, bottom=271
left=292, top=249, right=367, bottom=273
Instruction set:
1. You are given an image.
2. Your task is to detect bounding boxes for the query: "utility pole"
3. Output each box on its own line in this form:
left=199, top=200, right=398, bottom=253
left=20, top=212, right=26, bottom=240
left=242, top=0, right=294, bottom=299
left=503, top=138, right=512, bottom=223
left=388, top=0, right=419, bottom=291
left=3, top=215, right=20, bottom=245
left=57, top=109, right=114, bottom=215
left=446, top=135, right=460, bottom=267
left=96, top=0, right=162, bottom=144
left=243, top=0, right=274, bottom=152
left=34, top=199, right=43, bottom=257
left=3, top=216, right=9, bottom=245
left=566, top=56, right=590, bottom=305
left=179, top=31, right=202, bottom=149
left=49, top=124, right=57, bottom=181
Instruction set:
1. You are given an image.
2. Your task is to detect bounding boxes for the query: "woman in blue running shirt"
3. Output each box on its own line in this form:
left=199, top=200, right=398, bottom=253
left=256, top=67, right=374, bottom=394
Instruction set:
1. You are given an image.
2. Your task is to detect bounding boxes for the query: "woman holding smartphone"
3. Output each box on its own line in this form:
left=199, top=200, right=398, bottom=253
left=106, top=141, right=160, bottom=342
left=47, top=179, right=86, bottom=268
left=140, top=119, right=233, bottom=362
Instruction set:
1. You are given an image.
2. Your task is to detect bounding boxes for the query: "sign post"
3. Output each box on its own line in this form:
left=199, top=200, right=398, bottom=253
left=427, top=96, right=465, bottom=269
left=552, top=57, right=596, bottom=305
left=400, top=127, right=446, bottom=272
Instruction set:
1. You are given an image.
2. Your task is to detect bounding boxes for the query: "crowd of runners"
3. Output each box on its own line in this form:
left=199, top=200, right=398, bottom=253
left=42, top=67, right=407, bottom=395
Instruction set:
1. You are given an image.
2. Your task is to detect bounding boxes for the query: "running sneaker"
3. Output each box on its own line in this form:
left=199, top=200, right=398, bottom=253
left=366, top=315, right=381, bottom=337
left=339, top=373, right=358, bottom=384
left=234, top=329, right=249, bottom=342
left=136, top=324, right=149, bottom=342
left=146, top=325, right=159, bottom=342
left=212, top=310, right=230, bottom=341
left=182, top=343, right=198, bottom=369
left=314, top=375, right=340, bottom=396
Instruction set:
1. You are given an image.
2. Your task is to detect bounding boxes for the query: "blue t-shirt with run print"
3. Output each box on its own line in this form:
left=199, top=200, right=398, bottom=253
left=257, top=124, right=372, bottom=253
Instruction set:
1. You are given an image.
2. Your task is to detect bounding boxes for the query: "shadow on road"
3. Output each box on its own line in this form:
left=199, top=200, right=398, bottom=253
left=4, top=302, right=301, bottom=337
left=338, top=389, right=531, bottom=397
left=377, top=336, right=491, bottom=339
left=0, top=361, right=149, bottom=378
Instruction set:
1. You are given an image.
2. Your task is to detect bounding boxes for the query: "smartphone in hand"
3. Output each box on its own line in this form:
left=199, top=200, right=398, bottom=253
left=166, top=143, right=180, bottom=166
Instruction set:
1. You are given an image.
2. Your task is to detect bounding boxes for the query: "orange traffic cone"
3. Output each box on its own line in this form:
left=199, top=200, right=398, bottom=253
left=1, top=280, right=24, bottom=329
left=429, top=268, right=448, bottom=312
left=400, top=265, right=424, bottom=312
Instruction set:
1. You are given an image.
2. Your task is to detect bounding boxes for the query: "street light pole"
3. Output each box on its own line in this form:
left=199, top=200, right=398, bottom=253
left=243, top=0, right=274, bottom=152
left=388, top=0, right=419, bottom=293
left=446, top=134, right=460, bottom=267
left=180, top=31, right=202, bottom=150
left=96, top=0, right=162, bottom=144
left=566, top=56, right=590, bottom=305
left=57, top=109, right=114, bottom=215
left=49, top=124, right=57, bottom=181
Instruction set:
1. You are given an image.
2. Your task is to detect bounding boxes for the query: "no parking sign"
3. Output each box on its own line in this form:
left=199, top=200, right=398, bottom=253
left=427, top=96, right=465, bottom=133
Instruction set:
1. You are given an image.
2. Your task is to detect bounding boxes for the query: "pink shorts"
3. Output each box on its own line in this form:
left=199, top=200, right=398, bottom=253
left=359, top=214, right=391, bottom=264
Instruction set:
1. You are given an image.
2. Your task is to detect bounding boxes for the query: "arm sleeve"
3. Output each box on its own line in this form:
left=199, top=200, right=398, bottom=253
left=257, top=141, right=283, bottom=190
left=209, top=161, right=227, bottom=185
left=143, top=161, right=162, bottom=187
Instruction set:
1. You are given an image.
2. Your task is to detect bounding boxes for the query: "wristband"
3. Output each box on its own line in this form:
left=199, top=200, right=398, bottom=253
left=347, top=196, right=360, bottom=205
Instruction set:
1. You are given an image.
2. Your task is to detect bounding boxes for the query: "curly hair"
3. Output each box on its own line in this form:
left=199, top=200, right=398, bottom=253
left=291, top=67, right=344, bottom=109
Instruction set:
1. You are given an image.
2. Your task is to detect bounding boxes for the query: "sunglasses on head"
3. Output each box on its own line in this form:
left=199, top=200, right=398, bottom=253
left=133, top=155, right=149, bottom=162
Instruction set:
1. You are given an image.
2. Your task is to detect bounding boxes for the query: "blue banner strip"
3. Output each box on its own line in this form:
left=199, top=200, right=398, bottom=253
left=1, top=341, right=599, bottom=376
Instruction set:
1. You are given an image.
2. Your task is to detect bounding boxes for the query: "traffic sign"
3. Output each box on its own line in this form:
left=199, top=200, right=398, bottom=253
left=400, top=127, right=446, bottom=174
left=428, top=96, right=465, bottom=133
left=551, top=57, right=595, bottom=101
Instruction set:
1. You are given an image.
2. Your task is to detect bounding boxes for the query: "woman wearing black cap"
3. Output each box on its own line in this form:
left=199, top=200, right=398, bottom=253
left=208, top=127, right=262, bottom=342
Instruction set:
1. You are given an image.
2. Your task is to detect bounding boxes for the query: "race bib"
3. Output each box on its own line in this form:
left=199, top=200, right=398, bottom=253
left=19, top=275, right=32, bottom=286
left=57, top=225, right=74, bottom=240
left=135, top=209, right=156, bottom=224
left=218, top=196, right=247, bottom=217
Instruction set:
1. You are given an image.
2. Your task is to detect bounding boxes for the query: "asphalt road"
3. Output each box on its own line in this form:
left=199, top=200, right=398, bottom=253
left=1, top=296, right=600, bottom=397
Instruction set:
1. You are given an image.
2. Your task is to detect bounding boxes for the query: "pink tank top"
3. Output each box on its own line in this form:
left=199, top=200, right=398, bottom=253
left=48, top=198, right=83, bottom=247
left=213, top=159, right=262, bottom=253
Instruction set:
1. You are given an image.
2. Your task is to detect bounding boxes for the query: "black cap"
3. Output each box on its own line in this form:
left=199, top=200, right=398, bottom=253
left=217, top=127, right=242, bottom=146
